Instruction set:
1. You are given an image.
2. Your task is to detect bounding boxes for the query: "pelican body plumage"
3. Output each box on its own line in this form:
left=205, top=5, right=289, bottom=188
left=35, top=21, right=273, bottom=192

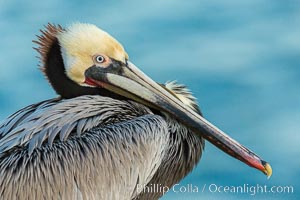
left=0, top=23, right=271, bottom=200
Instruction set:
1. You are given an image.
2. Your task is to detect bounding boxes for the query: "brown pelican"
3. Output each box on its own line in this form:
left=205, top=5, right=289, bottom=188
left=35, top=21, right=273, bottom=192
left=0, top=23, right=272, bottom=200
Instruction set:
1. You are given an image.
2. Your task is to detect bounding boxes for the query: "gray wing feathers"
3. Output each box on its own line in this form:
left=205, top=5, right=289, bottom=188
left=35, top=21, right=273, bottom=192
left=0, top=96, right=151, bottom=156
left=0, top=114, right=169, bottom=200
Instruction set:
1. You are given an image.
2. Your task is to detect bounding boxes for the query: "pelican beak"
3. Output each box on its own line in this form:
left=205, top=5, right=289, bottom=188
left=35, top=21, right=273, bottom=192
left=85, top=60, right=272, bottom=178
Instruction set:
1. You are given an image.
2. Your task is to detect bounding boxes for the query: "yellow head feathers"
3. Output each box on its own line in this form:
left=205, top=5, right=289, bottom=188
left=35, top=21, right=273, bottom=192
left=57, top=23, right=129, bottom=84
left=57, top=23, right=128, bottom=62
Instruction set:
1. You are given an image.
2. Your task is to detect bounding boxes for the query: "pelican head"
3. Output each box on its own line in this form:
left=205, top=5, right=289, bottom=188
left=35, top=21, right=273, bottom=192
left=35, top=23, right=272, bottom=178
left=57, top=23, right=128, bottom=85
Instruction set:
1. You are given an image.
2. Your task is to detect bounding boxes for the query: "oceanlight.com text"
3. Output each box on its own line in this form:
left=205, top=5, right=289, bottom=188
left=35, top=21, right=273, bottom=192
left=136, top=183, right=294, bottom=196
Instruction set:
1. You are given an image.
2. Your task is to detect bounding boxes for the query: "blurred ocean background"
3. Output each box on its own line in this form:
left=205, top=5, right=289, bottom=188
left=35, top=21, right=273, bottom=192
left=0, top=0, right=299, bottom=199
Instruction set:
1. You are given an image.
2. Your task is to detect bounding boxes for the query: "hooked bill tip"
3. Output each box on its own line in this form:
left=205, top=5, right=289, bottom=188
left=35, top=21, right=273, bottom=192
left=262, top=161, right=272, bottom=179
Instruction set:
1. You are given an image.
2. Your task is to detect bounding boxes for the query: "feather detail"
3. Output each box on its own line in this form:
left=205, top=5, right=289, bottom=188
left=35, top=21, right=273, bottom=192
left=164, top=80, right=202, bottom=115
left=33, top=23, right=64, bottom=80
left=0, top=96, right=153, bottom=157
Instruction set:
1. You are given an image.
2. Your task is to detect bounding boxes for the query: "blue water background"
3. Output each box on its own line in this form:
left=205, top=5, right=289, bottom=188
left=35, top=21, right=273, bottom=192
left=0, top=1, right=299, bottom=199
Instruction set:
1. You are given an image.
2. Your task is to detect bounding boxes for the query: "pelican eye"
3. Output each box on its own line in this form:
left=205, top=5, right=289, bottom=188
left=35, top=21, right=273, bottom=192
left=95, top=55, right=105, bottom=63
